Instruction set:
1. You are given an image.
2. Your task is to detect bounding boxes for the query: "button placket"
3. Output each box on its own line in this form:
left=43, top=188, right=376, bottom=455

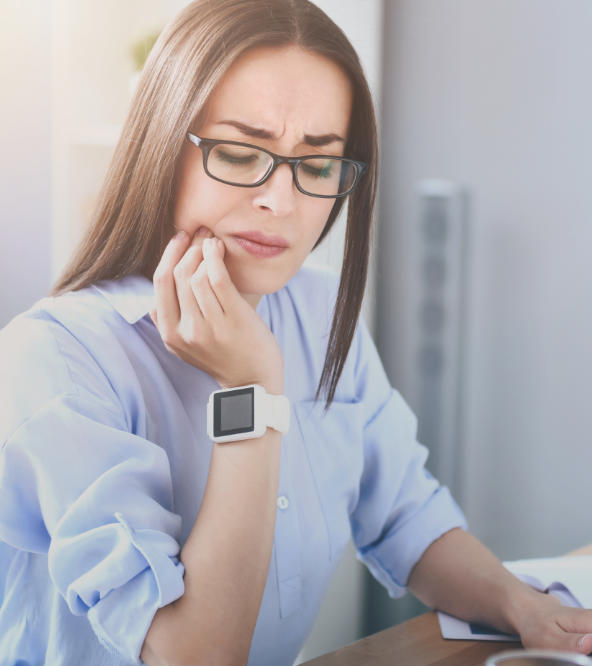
left=277, top=495, right=290, bottom=510
left=273, top=435, right=302, bottom=618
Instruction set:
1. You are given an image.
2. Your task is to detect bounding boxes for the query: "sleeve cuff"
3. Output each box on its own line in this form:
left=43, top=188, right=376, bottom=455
left=356, top=486, right=467, bottom=598
left=88, top=513, right=185, bottom=664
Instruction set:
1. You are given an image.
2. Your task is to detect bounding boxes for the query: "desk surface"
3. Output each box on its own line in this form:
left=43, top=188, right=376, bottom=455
left=302, top=612, right=518, bottom=666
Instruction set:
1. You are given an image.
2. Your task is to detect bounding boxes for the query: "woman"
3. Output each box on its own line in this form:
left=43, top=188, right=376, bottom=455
left=1, top=1, right=591, bottom=665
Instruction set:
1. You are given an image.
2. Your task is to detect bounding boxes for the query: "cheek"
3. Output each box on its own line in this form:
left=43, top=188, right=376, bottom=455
left=304, top=200, right=336, bottom=243
left=174, top=164, right=243, bottom=229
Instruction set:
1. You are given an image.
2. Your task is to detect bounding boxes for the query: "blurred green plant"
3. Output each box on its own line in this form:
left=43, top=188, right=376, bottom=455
left=130, top=30, right=160, bottom=71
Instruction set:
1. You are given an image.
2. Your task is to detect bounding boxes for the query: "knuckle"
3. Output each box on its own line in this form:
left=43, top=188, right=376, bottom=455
left=153, top=268, right=170, bottom=286
left=163, top=341, right=176, bottom=354
left=211, top=324, right=229, bottom=345
left=209, top=271, right=225, bottom=289
left=191, top=268, right=209, bottom=288
left=178, top=318, right=194, bottom=340
left=182, top=322, right=208, bottom=347
left=172, top=262, right=186, bottom=279
left=198, top=270, right=210, bottom=288
left=160, top=327, right=175, bottom=346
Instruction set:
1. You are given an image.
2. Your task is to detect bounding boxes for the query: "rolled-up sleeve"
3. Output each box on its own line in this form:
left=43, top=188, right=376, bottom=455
left=348, top=322, right=467, bottom=598
left=0, top=390, right=185, bottom=664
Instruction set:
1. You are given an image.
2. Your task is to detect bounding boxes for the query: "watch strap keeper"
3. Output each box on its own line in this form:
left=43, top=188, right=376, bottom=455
left=264, top=391, right=290, bottom=434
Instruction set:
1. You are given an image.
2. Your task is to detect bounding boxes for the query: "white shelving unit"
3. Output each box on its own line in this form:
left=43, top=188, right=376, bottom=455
left=50, top=0, right=189, bottom=281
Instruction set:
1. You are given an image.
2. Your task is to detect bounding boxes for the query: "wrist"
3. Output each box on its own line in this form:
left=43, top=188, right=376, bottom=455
left=502, top=577, right=544, bottom=635
left=253, top=368, right=284, bottom=395
left=258, top=378, right=284, bottom=395
left=220, top=376, right=284, bottom=394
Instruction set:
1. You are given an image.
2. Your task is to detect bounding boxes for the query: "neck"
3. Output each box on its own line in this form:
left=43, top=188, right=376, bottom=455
left=242, top=293, right=262, bottom=310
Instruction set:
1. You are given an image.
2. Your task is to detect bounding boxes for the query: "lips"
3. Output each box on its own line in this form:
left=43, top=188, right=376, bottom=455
left=230, top=231, right=289, bottom=258
left=231, top=231, right=290, bottom=248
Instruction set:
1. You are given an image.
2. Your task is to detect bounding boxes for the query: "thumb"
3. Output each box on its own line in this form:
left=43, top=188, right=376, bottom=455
left=575, top=633, right=592, bottom=654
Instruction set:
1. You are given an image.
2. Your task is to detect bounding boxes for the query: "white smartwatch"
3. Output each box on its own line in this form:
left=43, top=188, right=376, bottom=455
left=207, top=384, right=290, bottom=444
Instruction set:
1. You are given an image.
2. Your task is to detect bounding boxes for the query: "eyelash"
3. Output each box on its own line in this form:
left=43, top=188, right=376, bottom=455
left=216, top=150, right=258, bottom=165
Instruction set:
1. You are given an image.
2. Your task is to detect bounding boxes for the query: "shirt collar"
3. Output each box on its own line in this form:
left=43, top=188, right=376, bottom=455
left=93, top=274, right=156, bottom=325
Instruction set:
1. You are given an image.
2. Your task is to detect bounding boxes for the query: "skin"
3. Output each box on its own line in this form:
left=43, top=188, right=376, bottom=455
left=151, top=45, right=351, bottom=390
left=145, top=47, right=353, bottom=663
left=173, top=44, right=352, bottom=308
left=145, top=44, right=592, bottom=663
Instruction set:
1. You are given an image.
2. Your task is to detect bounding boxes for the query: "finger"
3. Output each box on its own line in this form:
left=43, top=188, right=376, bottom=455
left=149, top=308, right=158, bottom=327
left=575, top=633, right=592, bottom=654
left=190, top=258, right=224, bottom=320
left=557, top=607, right=592, bottom=634
left=554, top=630, right=592, bottom=655
left=153, top=230, right=191, bottom=328
left=175, top=228, right=210, bottom=318
left=201, top=237, right=238, bottom=314
left=557, top=608, right=592, bottom=651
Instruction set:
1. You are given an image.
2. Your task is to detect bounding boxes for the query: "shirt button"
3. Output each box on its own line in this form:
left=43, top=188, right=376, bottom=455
left=277, top=495, right=290, bottom=510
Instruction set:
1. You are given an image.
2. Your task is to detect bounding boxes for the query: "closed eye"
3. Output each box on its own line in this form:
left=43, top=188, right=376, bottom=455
left=215, top=149, right=259, bottom=165
left=300, top=161, right=335, bottom=179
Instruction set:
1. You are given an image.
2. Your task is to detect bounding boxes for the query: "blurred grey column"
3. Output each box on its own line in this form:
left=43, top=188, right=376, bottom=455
left=414, top=180, right=469, bottom=495
left=364, top=180, right=470, bottom=634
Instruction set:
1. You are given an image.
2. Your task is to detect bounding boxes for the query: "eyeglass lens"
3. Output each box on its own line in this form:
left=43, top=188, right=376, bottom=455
left=206, top=143, right=356, bottom=196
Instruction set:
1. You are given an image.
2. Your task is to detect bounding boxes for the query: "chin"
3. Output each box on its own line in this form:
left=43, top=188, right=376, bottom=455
left=228, top=261, right=293, bottom=297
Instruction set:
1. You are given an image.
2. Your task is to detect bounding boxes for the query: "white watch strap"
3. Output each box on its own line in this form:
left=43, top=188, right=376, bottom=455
left=264, top=392, right=290, bottom=434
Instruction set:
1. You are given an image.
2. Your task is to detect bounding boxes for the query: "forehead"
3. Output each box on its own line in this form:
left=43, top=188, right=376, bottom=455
left=200, top=45, right=353, bottom=139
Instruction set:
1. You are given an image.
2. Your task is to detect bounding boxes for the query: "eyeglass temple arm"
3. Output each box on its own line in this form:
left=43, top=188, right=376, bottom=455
left=187, top=133, right=202, bottom=147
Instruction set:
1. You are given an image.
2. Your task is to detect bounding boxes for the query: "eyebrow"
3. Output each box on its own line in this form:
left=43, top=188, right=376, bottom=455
left=215, top=120, right=345, bottom=147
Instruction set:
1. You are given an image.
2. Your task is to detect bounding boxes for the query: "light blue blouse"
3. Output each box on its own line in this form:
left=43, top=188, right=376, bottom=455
left=0, top=266, right=466, bottom=666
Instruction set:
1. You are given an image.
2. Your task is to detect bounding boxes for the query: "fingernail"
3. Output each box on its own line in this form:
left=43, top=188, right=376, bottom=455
left=174, top=229, right=187, bottom=240
left=196, top=226, right=210, bottom=238
left=216, top=239, right=224, bottom=251
left=577, top=634, right=592, bottom=649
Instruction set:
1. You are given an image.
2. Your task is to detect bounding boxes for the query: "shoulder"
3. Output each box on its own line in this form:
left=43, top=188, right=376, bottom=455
left=0, top=283, right=130, bottom=371
left=0, top=287, right=130, bottom=442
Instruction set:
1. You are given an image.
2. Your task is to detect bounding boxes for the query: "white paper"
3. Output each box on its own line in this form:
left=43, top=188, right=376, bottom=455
left=505, top=556, right=592, bottom=609
left=437, top=611, right=520, bottom=641
left=437, top=556, right=592, bottom=641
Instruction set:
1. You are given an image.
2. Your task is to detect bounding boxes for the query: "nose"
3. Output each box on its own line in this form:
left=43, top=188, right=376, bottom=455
left=251, top=163, right=297, bottom=217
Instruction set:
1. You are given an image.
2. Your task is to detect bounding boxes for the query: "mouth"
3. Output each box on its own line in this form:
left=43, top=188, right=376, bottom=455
left=230, top=231, right=290, bottom=258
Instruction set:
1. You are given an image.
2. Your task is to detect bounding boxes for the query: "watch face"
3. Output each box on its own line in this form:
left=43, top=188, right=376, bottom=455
left=213, top=386, right=255, bottom=437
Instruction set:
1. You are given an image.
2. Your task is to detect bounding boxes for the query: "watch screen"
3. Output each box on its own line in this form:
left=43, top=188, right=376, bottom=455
left=213, top=387, right=255, bottom=437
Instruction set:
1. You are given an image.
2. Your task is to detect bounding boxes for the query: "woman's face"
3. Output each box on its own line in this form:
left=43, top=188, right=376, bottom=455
left=173, top=45, right=353, bottom=307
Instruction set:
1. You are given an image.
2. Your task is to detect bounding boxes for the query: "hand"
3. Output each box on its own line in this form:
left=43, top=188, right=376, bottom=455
left=151, top=228, right=284, bottom=392
left=512, top=586, right=592, bottom=654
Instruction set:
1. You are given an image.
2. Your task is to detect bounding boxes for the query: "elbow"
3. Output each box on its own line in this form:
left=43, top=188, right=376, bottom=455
left=141, top=633, right=250, bottom=666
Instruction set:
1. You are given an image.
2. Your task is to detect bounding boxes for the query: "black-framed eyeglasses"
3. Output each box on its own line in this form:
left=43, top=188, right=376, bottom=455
left=186, top=133, right=367, bottom=199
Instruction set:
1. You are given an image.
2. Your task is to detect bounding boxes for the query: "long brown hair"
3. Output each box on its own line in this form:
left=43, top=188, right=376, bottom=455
left=51, top=0, right=378, bottom=410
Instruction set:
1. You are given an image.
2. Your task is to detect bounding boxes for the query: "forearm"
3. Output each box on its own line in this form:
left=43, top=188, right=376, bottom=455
left=142, top=427, right=282, bottom=666
left=407, top=527, right=540, bottom=635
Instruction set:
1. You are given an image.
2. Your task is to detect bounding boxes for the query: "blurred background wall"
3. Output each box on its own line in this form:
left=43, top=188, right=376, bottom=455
left=369, top=0, right=592, bottom=638
left=1, top=0, right=591, bottom=663
left=1, top=1, right=52, bottom=327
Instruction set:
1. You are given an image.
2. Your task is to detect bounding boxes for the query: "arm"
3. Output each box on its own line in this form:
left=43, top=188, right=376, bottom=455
left=142, top=425, right=282, bottom=666
left=141, top=230, right=285, bottom=665
left=408, top=527, right=592, bottom=654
